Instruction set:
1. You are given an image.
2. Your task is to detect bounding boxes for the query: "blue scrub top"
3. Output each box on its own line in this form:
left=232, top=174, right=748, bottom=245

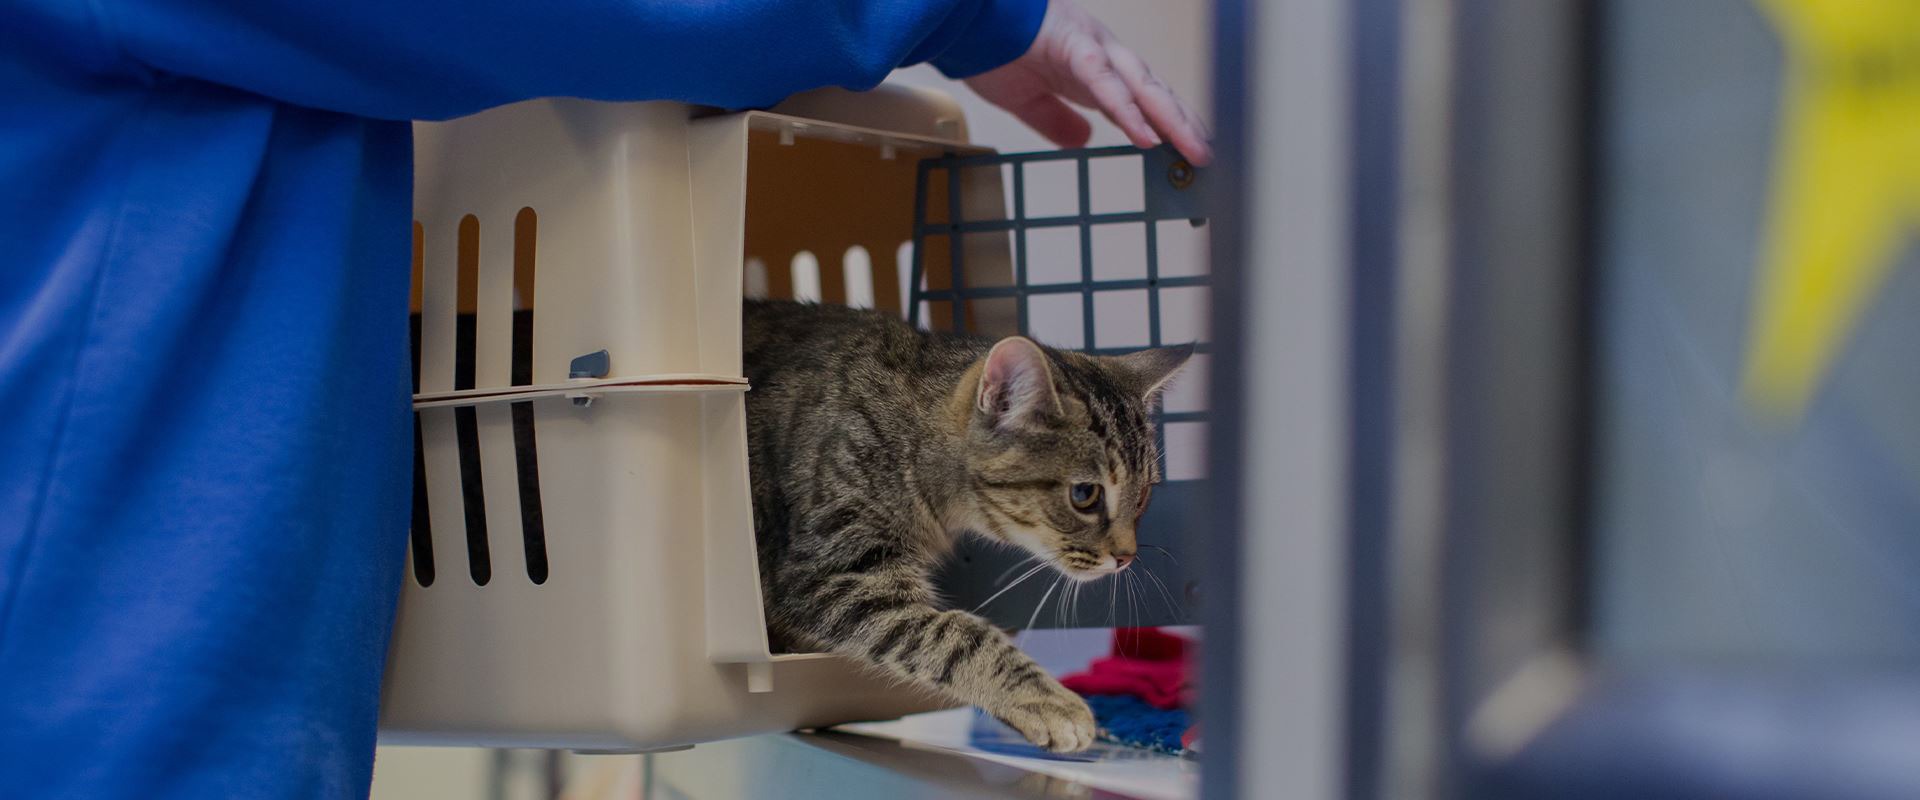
left=0, top=1, right=1042, bottom=795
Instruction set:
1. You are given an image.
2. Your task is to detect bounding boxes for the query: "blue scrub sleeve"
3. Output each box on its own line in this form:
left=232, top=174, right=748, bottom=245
left=0, top=1, right=1041, bottom=796
left=95, top=0, right=1047, bottom=120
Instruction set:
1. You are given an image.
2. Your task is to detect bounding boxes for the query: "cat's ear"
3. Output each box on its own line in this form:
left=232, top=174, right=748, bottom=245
left=1109, top=343, right=1194, bottom=401
left=977, top=337, right=1060, bottom=431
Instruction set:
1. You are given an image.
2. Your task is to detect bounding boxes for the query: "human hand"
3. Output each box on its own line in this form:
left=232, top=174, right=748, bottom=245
left=964, top=0, right=1213, bottom=166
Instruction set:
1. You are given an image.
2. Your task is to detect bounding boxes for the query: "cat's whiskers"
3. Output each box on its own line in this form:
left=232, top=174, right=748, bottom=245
left=1124, top=570, right=1141, bottom=635
left=1107, top=573, right=1119, bottom=627
left=1140, top=564, right=1181, bottom=616
left=972, top=561, right=1053, bottom=614
left=1141, top=543, right=1180, bottom=566
left=1018, top=575, right=1062, bottom=645
left=992, top=553, right=1045, bottom=586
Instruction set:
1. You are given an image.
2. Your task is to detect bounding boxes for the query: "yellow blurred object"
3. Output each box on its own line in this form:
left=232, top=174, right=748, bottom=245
left=1744, top=0, right=1920, bottom=420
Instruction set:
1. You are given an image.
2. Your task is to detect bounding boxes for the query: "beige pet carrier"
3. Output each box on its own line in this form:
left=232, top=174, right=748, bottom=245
left=381, top=87, right=1015, bottom=751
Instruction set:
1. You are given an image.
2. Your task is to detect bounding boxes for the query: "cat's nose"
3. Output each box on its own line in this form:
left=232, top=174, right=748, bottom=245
left=1113, top=553, right=1136, bottom=569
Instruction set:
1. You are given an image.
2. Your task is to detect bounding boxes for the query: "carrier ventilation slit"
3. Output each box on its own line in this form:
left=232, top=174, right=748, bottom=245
left=790, top=251, right=822, bottom=302
left=454, top=214, right=492, bottom=586
left=744, top=258, right=770, bottom=300
left=842, top=246, right=874, bottom=309
left=408, top=221, right=435, bottom=587
left=894, top=241, right=915, bottom=315
left=510, top=207, right=549, bottom=585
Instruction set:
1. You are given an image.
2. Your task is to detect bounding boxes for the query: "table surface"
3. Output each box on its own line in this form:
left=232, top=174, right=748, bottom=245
left=643, top=709, right=1199, bottom=800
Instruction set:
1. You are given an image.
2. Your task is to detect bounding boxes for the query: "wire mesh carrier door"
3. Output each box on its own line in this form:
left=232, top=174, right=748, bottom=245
left=911, top=145, right=1214, bottom=631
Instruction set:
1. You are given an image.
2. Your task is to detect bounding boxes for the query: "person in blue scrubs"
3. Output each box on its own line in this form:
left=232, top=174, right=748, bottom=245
left=0, top=0, right=1208, bottom=794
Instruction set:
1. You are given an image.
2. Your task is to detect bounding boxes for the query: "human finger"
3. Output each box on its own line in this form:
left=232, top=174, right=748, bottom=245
left=1106, top=45, right=1212, bottom=165
left=1064, top=38, right=1159, bottom=149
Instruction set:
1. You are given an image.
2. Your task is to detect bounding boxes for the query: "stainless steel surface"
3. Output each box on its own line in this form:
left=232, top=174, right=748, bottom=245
left=645, top=730, right=1178, bottom=800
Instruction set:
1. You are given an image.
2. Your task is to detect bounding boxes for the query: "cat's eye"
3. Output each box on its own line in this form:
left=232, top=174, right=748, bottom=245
left=1069, top=482, right=1103, bottom=512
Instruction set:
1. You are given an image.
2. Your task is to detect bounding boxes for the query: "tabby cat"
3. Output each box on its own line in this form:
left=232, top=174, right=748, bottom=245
left=743, top=299, right=1190, bottom=752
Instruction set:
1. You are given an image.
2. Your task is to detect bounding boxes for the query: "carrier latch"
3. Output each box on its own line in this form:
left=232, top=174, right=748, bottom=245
left=567, top=350, right=612, bottom=407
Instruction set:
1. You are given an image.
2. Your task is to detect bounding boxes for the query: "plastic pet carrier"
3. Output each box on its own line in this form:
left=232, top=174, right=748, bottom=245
left=380, top=87, right=1211, bottom=752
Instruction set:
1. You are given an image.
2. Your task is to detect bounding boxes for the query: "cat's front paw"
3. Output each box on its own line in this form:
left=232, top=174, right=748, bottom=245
left=996, top=682, right=1097, bottom=753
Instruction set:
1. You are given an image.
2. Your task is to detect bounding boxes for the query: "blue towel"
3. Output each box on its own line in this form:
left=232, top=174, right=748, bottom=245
left=1085, top=694, right=1191, bottom=754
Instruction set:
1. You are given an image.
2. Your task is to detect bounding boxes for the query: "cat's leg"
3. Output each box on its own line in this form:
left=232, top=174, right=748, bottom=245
left=787, top=571, right=1097, bottom=752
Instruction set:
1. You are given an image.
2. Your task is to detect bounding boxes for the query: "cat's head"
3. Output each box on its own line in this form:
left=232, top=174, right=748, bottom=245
left=956, top=336, right=1192, bottom=582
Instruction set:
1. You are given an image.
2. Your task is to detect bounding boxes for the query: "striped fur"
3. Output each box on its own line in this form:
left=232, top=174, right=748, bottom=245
left=743, top=300, right=1189, bottom=752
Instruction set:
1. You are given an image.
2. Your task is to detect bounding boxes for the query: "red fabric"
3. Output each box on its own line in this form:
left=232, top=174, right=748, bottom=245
left=1060, top=627, right=1194, bottom=710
